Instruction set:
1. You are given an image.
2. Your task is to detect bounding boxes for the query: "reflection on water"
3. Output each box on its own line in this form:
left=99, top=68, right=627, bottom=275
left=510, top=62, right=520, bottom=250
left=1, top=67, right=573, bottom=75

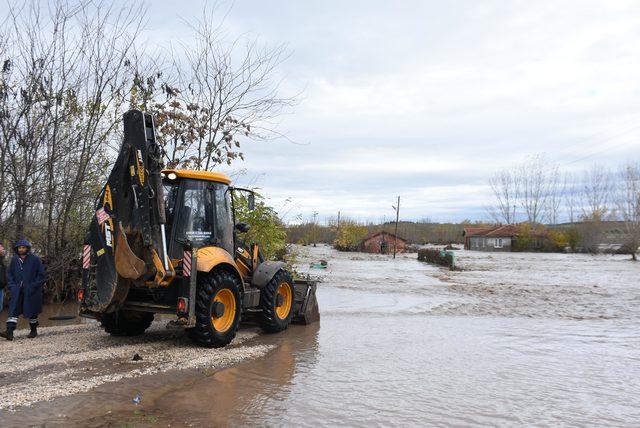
left=144, top=323, right=321, bottom=426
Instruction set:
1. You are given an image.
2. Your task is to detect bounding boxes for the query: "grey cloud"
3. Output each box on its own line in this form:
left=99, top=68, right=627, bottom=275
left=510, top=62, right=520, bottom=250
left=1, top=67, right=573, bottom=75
left=149, top=0, right=640, bottom=222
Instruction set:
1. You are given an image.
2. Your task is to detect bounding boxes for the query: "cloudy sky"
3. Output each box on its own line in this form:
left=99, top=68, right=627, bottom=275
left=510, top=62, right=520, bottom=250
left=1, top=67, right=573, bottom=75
left=148, top=0, right=640, bottom=223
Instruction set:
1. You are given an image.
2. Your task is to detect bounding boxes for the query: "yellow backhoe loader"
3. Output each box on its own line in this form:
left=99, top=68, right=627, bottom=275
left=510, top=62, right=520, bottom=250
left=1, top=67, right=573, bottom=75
left=78, top=110, right=318, bottom=347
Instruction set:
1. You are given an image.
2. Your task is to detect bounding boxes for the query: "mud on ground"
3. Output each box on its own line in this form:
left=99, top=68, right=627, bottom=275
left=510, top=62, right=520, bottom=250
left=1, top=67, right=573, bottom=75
left=0, top=322, right=272, bottom=412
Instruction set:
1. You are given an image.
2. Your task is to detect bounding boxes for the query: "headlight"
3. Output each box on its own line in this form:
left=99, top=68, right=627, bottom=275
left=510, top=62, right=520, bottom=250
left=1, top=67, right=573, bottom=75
left=167, top=172, right=177, bottom=180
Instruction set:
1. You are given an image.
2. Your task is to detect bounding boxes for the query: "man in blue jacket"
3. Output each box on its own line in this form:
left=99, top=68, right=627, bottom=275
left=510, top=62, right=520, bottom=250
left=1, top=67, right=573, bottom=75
left=0, top=239, right=46, bottom=340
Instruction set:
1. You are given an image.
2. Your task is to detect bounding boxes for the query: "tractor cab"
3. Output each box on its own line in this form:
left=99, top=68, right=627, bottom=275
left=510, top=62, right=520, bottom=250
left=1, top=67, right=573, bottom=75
left=161, top=169, right=234, bottom=259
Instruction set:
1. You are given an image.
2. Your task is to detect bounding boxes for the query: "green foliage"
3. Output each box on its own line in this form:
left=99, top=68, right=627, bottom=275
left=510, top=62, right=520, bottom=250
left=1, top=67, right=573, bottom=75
left=296, top=232, right=313, bottom=246
left=512, top=222, right=570, bottom=252
left=280, top=244, right=303, bottom=278
left=233, top=193, right=286, bottom=261
left=563, top=227, right=580, bottom=252
left=513, top=223, right=536, bottom=251
left=333, top=220, right=368, bottom=252
left=546, top=230, right=569, bottom=252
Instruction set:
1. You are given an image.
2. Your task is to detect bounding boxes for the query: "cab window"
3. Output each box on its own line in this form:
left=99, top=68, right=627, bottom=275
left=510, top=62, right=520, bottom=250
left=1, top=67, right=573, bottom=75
left=172, top=179, right=232, bottom=253
left=163, top=181, right=179, bottom=233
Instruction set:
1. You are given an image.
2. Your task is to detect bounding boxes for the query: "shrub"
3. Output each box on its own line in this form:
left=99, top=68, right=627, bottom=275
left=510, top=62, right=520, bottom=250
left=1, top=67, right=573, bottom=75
left=513, top=223, right=566, bottom=252
left=234, top=193, right=286, bottom=261
left=577, top=220, right=602, bottom=254
left=564, top=227, right=580, bottom=252
left=417, top=248, right=455, bottom=269
left=546, top=230, right=568, bottom=252
left=513, top=223, right=536, bottom=251
left=333, top=221, right=368, bottom=252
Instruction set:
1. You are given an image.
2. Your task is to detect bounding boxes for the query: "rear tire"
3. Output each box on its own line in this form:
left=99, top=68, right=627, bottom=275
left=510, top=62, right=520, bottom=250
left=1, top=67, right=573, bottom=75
left=101, top=310, right=154, bottom=336
left=259, top=269, right=296, bottom=333
left=188, top=270, right=241, bottom=348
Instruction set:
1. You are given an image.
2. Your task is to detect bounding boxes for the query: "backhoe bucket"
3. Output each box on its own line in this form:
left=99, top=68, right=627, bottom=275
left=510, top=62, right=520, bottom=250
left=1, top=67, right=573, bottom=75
left=114, top=223, right=146, bottom=280
left=84, top=219, right=132, bottom=313
left=292, top=279, right=320, bottom=324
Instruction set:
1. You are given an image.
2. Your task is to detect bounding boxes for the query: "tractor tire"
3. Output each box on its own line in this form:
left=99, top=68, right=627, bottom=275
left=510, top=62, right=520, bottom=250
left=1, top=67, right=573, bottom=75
left=100, top=310, right=154, bottom=336
left=258, top=269, right=296, bottom=334
left=188, top=269, right=241, bottom=348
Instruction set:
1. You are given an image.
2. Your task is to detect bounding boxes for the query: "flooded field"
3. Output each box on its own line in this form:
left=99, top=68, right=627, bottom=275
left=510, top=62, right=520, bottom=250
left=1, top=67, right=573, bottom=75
left=2, top=245, right=640, bottom=426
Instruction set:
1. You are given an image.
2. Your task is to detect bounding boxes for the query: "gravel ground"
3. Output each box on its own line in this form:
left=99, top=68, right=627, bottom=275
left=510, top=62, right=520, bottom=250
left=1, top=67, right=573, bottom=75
left=0, top=322, right=273, bottom=411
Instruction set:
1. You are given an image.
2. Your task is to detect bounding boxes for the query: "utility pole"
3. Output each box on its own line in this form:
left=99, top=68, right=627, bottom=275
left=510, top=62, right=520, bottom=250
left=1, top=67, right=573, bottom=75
left=392, top=196, right=400, bottom=259
left=337, top=211, right=341, bottom=229
left=312, top=211, right=318, bottom=247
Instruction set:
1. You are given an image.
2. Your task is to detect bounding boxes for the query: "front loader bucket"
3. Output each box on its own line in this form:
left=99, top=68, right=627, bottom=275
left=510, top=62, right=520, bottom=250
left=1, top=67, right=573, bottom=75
left=292, top=279, right=320, bottom=325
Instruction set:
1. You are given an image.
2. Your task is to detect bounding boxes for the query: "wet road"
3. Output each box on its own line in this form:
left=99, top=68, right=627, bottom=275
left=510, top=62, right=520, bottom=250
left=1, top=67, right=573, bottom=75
left=2, top=245, right=640, bottom=426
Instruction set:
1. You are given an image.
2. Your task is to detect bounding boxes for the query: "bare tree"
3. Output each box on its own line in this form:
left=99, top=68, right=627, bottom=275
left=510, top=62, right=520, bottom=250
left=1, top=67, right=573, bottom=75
left=489, top=169, right=519, bottom=224
left=573, top=164, right=613, bottom=253
left=517, top=154, right=559, bottom=225
left=129, top=6, right=296, bottom=170
left=0, top=0, right=146, bottom=299
left=544, top=166, right=563, bottom=225
left=563, top=172, right=580, bottom=224
left=581, top=163, right=612, bottom=220
left=616, top=163, right=640, bottom=260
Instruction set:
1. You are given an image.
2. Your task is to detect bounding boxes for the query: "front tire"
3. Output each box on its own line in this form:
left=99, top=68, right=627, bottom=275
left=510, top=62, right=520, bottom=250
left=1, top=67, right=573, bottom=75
left=100, top=310, right=154, bottom=336
left=189, top=270, right=241, bottom=348
left=259, top=269, right=296, bottom=333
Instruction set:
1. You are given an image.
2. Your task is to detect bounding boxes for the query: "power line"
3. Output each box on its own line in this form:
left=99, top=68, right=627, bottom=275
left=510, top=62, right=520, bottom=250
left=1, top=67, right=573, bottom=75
left=561, top=137, right=640, bottom=166
left=554, top=116, right=640, bottom=156
left=557, top=121, right=640, bottom=162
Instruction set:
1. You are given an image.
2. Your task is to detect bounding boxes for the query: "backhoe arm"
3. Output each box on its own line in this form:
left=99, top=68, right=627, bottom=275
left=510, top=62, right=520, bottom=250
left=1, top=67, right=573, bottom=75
left=82, top=110, right=172, bottom=313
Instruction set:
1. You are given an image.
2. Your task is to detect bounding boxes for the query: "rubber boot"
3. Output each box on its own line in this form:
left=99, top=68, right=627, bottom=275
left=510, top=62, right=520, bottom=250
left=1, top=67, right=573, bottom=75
left=0, top=323, right=16, bottom=341
left=27, top=322, right=38, bottom=339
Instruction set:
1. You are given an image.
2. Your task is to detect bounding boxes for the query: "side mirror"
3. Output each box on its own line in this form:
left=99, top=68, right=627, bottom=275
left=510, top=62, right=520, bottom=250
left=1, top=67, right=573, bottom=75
left=235, top=222, right=250, bottom=233
left=248, top=193, right=255, bottom=211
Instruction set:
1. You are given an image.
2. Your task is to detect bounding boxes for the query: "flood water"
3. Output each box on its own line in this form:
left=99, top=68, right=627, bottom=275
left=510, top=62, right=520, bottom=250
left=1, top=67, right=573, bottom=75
left=4, top=245, right=640, bottom=426
left=144, top=245, right=639, bottom=427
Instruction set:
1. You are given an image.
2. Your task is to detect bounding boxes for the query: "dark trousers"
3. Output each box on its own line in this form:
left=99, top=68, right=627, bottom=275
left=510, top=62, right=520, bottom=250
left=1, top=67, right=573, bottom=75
left=7, top=287, right=37, bottom=326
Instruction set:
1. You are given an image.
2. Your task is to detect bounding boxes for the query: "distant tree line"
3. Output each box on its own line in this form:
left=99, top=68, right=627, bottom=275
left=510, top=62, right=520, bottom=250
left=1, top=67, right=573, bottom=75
left=489, top=155, right=640, bottom=259
left=0, top=1, right=292, bottom=300
left=286, top=218, right=480, bottom=248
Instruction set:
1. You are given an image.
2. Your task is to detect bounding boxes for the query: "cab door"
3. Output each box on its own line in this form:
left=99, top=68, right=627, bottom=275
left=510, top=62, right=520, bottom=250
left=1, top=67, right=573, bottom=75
left=167, top=178, right=234, bottom=258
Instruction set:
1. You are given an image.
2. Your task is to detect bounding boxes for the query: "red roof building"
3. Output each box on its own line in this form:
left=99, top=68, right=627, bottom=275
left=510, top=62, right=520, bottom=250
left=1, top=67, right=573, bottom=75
left=360, top=231, right=408, bottom=254
left=463, top=225, right=548, bottom=251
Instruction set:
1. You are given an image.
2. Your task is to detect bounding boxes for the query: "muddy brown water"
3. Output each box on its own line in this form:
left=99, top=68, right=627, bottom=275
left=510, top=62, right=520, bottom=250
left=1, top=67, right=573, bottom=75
left=2, top=245, right=640, bottom=426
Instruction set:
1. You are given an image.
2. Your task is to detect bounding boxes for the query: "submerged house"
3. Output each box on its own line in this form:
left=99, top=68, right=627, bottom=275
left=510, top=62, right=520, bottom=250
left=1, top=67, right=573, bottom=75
left=361, top=231, right=407, bottom=254
left=463, top=225, right=548, bottom=252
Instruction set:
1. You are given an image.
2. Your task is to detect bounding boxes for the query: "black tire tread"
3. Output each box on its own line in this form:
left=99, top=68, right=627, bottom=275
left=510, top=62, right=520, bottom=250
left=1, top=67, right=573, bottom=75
left=258, top=269, right=295, bottom=334
left=101, top=310, right=154, bottom=336
left=188, top=269, right=241, bottom=348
